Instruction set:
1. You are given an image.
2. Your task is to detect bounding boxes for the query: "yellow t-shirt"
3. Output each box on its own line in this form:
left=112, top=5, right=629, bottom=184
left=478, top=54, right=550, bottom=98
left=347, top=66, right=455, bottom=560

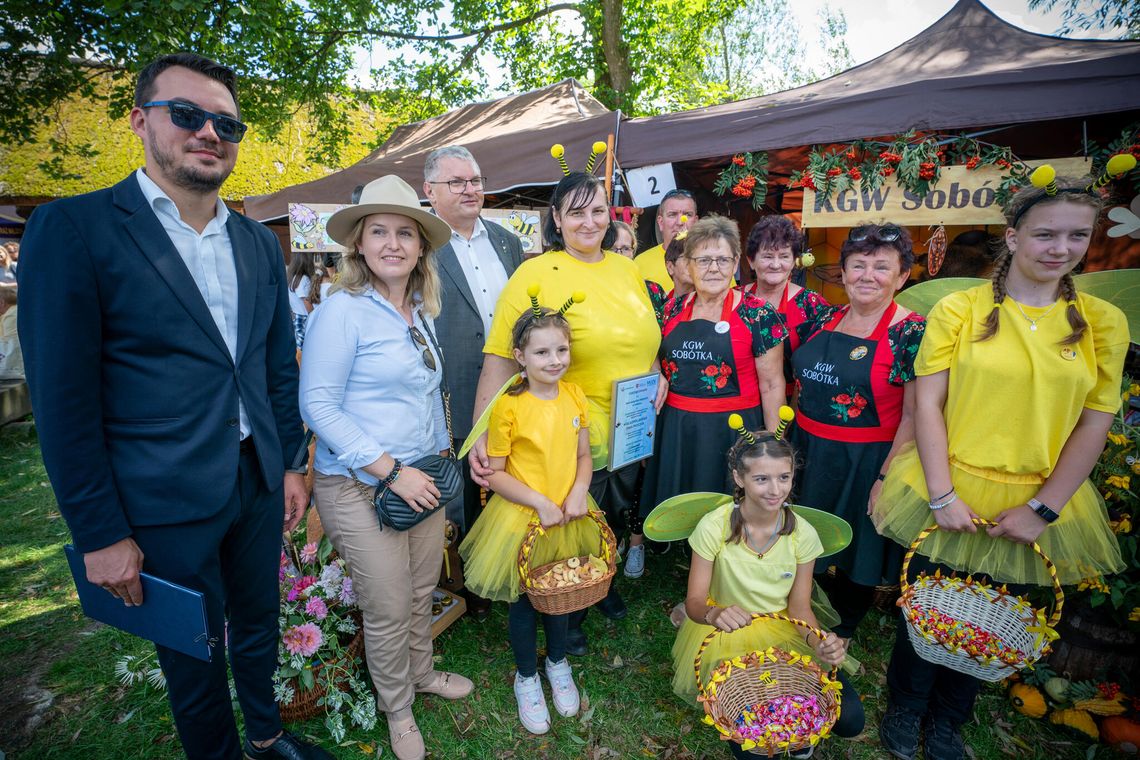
left=689, top=503, right=824, bottom=613
left=487, top=380, right=589, bottom=505
left=485, top=250, right=661, bottom=468
left=917, top=285, right=1128, bottom=479
left=635, top=243, right=674, bottom=291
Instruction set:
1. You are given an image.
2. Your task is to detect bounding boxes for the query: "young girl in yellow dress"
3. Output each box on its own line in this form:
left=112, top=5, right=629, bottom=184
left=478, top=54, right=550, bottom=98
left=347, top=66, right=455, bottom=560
left=673, top=430, right=863, bottom=759
left=872, top=172, right=1129, bottom=760
left=459, top=304, right=604, bottom=736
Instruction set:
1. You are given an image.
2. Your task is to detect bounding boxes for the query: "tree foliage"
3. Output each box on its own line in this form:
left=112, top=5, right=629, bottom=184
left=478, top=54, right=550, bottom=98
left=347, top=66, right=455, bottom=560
left=1028, top=0, right=1139, bottom=38
left=2, top=0, right=851, bottom=165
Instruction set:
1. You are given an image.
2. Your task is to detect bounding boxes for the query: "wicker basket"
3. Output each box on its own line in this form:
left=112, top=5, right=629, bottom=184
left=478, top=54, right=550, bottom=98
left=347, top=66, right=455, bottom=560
left=898, top=518, right=1064, bottom=682
left=278, top=619, right=366, bottom=723
left=696, top=613, right=842, bottom=757
left=824, top=566, right=900, bottom=612
left=518, top=511, right=617, bottom=615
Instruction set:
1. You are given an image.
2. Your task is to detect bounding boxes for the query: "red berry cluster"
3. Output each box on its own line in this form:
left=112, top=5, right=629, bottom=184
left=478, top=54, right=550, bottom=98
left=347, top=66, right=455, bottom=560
left=848, top=166, right=862, bottom=181
left=731, top=174, right=758, bottom=197
left=918, top=162, right=937, bottom=180
left=791, top=173, right=817, bottom=191
left=732, top=154, right=746, bottom=166
left=846, top=150, right=857, bottom=160
left=879, top=150, right=903, bottom=164
left=995, top=158, right=1011, bottom=169
left=1130, top=143, right=1140, bottom=158
left=965, top=155, right=982, bottom=170
left=881, top=166, right=895, bottom=177
left=826, top=167, right=843, bottom=177
left=1099, top=682, right=1123, bottom=700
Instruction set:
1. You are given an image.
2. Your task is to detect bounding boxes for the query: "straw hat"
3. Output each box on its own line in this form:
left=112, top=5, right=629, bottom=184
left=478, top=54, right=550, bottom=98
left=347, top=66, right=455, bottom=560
left=325, top=175, right=452, bottom=251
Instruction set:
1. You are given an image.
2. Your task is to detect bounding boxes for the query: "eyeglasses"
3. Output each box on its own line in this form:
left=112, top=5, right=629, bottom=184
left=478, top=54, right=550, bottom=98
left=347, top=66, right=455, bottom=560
left=848, top=224, right=902, bottom=243
left=141, top=101, right=247, bottom=143
left=408, top=326, right=437, bottom=372
left=613, top=245, right=634, bottom=255
left=428, top=177, right=486, bottom=194
left=689, top=256, right=736, bottom=270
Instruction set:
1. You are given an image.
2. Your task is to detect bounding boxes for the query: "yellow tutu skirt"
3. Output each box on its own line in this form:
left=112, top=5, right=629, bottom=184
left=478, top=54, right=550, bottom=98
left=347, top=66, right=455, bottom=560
left=873, top=444, right=1124, bottom=586
left=459, top=493, right=607, bottom=603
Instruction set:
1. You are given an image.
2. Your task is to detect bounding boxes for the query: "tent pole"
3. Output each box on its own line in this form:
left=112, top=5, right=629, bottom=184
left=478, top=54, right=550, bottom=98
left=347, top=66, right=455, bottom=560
left=1082, top=120, right=1089, bottom=157
left=605, top=133, right=615, bottom=202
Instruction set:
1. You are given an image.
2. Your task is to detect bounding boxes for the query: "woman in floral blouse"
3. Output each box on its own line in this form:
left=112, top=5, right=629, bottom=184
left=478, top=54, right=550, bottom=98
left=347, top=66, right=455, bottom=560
left=642, top=215, right=785, bottom=513
left=789, top=223, right=925, bottom=644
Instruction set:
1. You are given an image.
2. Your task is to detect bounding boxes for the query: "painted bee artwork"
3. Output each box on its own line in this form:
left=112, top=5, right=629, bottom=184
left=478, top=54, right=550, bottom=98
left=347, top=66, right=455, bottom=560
left=484, top=208, right=544, bottom=256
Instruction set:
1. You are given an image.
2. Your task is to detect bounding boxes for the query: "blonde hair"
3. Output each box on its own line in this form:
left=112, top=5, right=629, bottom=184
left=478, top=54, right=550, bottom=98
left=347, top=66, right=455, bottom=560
left=977, top=175, right=1101, bottom=346
left=331, top=216, right=442, bottom=318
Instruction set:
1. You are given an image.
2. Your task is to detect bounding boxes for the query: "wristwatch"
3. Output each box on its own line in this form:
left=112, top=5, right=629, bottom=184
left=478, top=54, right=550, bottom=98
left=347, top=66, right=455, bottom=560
left=1027, top=497, right=1059, bottom=524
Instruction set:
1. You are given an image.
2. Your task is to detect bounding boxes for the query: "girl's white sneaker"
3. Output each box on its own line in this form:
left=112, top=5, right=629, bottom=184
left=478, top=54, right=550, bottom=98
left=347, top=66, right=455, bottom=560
left=513, top=672, right=551, bottom=734
left=544, top=657, right=580, bottom=717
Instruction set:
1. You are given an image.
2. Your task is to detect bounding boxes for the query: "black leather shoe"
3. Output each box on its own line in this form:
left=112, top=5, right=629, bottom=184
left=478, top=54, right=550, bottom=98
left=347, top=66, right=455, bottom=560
left=243, top=730, right=334, bottom=760
left=464, top=590, right=491, bottom=622
left=879, top=704, right=921, bottom=760
left=565, top=627, right=588, bottom=656
left=596, top=591, right=627, bottom=621
left=922, top=713, right=965, bottom=760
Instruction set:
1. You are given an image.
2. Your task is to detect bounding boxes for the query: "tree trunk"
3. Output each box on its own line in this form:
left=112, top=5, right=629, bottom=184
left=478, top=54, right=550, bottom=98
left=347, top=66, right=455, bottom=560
left=598, top=0, right=632, bottom=110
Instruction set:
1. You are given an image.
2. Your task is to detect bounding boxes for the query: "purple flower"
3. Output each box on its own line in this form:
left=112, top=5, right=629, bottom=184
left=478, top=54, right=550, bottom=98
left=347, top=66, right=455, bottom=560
left=338, top=578, right=356, bottom=606
left=305, top=597, right=329, bottom=620
left=299, top=542, right=319, bottom=565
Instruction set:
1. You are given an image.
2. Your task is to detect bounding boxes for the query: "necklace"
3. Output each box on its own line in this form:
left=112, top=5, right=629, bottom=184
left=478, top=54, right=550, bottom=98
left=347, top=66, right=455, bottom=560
left=742, top=508, right=784, bottom=558
left=1013, top=299, right=1060, bottom=332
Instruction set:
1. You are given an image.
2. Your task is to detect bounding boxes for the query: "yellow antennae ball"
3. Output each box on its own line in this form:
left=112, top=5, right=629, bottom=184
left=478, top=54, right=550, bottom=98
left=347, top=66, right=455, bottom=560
left=727, top=413, right=744, bottom=430
left=778, top=406, right=795, bottom=422
left=550, top=144, right=565, bottom=159
left=1107, top=153, right=1138, bottom=177
left=592, top=141, right=607, bottom=154
left=679, top=214, right=689, bottom=224
left=527, top=283, right=541, bottom=298
left=1030, top=165, right=1055, bottom=188
left=572, top=291, right=586, bottom=303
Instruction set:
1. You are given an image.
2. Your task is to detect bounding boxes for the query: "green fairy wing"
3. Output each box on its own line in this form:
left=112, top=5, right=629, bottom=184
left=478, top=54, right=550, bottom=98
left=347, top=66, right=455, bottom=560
left=1075, top=269, right=1140, bottom=343
left=457, top=373, right=522, bottom=459
left=895, top=277, right=987, bottom=316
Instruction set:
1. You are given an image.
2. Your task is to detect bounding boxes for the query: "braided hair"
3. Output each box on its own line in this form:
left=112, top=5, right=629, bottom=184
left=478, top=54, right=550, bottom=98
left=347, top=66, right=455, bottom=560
left=725, top=430, right=797, bottom=545
left=507, top=307, right=572, bottom=396
left=977, top=175, right=1101, bottom=345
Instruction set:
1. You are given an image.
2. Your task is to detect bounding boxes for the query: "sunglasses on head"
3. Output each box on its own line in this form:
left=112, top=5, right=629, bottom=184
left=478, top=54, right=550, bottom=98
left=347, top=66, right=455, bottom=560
left=408, top=326, right=437, bottom=372
left=142, top=101, right=248, bottom=144
left=848, top=224, right=902, bottom=243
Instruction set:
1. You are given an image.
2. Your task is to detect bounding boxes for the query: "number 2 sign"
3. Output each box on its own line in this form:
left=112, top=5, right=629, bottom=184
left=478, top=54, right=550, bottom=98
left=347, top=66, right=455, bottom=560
left=625, top=163, right=678, bottom=208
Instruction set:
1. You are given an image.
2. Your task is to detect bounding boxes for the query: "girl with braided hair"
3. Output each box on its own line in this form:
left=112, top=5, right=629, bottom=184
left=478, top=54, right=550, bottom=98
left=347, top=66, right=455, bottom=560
left=872, top=176, right=1127, bottom=760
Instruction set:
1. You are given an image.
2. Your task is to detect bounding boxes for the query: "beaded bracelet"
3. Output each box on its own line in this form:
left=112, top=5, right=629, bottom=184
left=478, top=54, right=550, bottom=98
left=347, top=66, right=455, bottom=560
left=381, top=459, right=404, bottom=488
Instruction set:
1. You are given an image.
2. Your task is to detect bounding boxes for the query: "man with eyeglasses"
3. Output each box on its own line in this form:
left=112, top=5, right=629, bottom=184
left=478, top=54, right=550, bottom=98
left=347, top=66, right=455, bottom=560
left=635, top=188, right=699, bottom=290
left=423, top=145, right=523, bottom=619
left=18, top=53, right=329, bottom=760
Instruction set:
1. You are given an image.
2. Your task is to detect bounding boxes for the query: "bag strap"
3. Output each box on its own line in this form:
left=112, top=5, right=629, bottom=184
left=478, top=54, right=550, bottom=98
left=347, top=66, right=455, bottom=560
left=416, top=314, right=456, bottom=458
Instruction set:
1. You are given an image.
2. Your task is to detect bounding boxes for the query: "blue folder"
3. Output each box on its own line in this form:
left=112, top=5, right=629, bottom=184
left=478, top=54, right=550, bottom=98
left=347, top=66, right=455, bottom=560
left=64, top=544, right=213, bottom=662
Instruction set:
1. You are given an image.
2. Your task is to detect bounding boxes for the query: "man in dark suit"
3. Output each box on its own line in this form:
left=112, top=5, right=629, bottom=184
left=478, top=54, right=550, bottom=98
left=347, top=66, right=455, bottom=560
left=18, top=53, right=329, bottom=760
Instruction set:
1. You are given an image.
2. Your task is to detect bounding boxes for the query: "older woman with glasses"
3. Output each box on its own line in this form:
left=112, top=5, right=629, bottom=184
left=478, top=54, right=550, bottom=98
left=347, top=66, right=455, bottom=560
left=642, top=215, right=786, bottom=515
left=789, top=223, right=925, bottom=646
left=300, top=176, right=473, bottom=760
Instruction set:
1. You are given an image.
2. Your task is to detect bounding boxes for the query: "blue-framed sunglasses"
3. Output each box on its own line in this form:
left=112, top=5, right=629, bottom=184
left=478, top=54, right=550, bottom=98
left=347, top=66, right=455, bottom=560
left=142, top=101, right=248, bottom=143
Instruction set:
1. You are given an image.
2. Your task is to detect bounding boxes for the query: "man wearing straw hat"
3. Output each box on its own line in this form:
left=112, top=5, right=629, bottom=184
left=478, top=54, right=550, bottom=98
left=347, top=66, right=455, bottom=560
left=17, top=53, right=327, bottom=760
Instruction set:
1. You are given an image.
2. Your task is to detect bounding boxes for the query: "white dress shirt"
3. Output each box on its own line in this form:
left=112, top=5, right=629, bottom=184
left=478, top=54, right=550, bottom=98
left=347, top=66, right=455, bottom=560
left=300, top=287, right=448, bottom=485
left=135, top=169, right=249, bottom=437
left=449, top=219, right=508, bottom=334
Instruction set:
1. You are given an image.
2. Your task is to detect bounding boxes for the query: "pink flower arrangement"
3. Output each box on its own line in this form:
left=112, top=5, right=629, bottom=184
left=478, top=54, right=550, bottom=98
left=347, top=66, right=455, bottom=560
left=282, top=622, right=323, bottom=657
left=287, top=575, right=317, bottom=602
left=305, top=597, right=329, bottom=620
left=299, top=542, right=319, bottom=564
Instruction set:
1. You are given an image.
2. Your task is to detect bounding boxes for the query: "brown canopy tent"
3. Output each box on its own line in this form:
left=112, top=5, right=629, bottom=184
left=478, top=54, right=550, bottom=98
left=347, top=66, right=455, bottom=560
left=617, top=0, right=1140, bottom=169
left=244, top=78, right=619, bottom=222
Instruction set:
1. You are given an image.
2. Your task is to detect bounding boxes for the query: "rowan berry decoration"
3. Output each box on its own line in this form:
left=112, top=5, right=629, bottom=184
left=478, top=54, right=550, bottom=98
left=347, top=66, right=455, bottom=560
left=714, top=151, right=770, bottom=210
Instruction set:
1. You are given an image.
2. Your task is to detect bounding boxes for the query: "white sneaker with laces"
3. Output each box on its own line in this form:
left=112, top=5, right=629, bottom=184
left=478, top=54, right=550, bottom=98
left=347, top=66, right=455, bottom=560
left=544, top=657, right=580, bottom=717
left=624, top=543, right=645, bottom=578
left=513, top=672, right=550, bottom=734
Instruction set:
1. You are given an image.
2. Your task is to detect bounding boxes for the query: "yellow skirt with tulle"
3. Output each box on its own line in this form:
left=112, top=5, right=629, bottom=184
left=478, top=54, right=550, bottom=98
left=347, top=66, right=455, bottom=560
left=873, top=444, right=1123, bottom=586
left=459, top=493, right=607, bottom=603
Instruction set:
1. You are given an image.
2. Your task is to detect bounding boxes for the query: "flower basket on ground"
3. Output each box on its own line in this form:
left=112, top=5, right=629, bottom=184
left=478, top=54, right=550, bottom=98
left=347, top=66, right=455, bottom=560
left=274, top=534, right=377, bottom=742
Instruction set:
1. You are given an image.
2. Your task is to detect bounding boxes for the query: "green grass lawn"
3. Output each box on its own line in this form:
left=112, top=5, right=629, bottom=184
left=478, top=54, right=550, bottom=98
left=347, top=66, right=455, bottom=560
left=0, top=423, right=1103, bottom=759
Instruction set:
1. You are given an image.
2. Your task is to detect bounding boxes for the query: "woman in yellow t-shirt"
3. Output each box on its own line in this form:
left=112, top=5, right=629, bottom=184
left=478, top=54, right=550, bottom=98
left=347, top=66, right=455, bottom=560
left=674, top=431, right=862, bottom=759
left=470, top=172, right=665, bottom=655
left=873, top=176, right=1127, bottom=760
left=460, top=307, right=604, bottom=735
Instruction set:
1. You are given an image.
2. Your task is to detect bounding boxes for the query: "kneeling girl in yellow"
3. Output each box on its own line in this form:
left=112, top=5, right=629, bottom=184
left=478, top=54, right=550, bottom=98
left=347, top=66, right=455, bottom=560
left=459, top=306, right=602, bottom=735
left=673, top=432, right=864, bottom=758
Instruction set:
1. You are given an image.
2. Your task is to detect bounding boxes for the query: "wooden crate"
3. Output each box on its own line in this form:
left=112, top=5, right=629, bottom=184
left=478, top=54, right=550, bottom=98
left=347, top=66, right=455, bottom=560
left=431, top=588, right=466, bottom=639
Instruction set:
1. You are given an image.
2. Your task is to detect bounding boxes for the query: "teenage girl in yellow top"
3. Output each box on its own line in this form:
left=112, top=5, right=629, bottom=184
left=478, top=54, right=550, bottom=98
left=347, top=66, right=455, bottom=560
left=873, top=174, right=1128, bottom=760
left=673, top=431, right=863, bottom=759
left=459, top=306, right=604, bottom=736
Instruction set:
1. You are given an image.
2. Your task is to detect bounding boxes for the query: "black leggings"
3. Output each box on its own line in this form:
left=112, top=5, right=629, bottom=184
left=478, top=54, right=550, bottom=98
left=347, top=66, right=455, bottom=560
left=509, top=593, right=568, bottom=678
left=726, top=668, right=866, bottom=758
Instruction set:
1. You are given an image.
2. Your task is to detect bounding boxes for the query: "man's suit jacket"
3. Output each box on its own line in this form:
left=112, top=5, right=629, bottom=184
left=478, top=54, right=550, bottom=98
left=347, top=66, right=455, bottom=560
left=18, top=175, right=305, bottom=553
left=435, top=219, right=524, bottom=438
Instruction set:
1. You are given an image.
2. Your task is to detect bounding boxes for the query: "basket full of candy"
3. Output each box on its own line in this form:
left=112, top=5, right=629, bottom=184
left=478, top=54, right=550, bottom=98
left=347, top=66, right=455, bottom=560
left=899, top=519, right=1064, bottom=682
left=695, top=613, right=842, bottom=756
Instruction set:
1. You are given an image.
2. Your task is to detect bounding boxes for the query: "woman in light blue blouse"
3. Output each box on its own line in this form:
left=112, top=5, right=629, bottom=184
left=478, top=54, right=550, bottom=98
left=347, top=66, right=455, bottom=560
left=300, top=176, right=473, bottom=760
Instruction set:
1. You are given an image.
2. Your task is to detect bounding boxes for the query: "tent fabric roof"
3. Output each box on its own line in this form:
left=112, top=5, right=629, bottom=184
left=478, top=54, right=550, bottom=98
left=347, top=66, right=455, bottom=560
left=618, top=0, right=1140, bottom=168
left=244, top=79, right=614, bottom=221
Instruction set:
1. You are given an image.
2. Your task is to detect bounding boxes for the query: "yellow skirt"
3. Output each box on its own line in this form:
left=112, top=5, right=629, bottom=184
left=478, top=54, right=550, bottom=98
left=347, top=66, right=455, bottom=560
left=873, top=444, right=1124, bottom=586
left=458, top=493, right=608, bottom=603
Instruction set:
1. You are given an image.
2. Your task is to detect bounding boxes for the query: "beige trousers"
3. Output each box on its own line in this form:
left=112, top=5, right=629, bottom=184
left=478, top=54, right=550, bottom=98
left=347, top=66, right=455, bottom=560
left=313, top=474, right=444, bottom=713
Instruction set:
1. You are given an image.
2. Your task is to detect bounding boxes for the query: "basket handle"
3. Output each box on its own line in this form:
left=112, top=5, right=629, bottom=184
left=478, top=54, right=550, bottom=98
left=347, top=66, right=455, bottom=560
left=693, top=611, right=835, bottom=695
left=516, top=510, right=616, bottom=588
left=899, top=518, right=1064, bottom=630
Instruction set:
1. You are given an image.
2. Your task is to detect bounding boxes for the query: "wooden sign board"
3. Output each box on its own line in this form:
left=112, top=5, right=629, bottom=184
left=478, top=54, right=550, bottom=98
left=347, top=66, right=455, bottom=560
left=289, top=203, right=349, bottom=253
left=802, top=157, right=1091, bottom=228
left=483, top=208, right=545, bottom=255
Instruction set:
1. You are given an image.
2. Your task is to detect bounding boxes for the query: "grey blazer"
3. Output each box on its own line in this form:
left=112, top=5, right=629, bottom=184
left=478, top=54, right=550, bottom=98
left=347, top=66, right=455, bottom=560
left=435, top=219, right=524, bottom=438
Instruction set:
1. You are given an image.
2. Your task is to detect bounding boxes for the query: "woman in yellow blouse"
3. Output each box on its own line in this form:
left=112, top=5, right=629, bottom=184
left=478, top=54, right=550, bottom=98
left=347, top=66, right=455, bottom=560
left=872, top=175, right=1127, bottom=760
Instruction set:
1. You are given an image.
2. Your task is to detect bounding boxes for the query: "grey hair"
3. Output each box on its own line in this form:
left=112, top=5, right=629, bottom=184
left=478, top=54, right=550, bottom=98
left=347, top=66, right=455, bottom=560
left=424, top=145, right=480, bottom=181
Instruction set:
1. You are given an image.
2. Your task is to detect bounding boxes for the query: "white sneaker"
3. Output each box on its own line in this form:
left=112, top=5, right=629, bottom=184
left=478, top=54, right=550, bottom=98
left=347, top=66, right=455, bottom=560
left=624, top=544, right=645, bottom=578
left=513, top=672, right=550, bottom=734
left=544, top=657, right=580, bottom=717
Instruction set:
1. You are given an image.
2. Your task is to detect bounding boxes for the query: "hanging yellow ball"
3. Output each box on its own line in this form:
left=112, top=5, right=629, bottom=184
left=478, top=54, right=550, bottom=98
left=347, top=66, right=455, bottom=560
left=571, top=291, right=586, bottom=303
left=1030, top=164, right=1055, bottom=188
left=1107, top=153, right=1138, bottom=176
left=592, top=141, right=607, bottom=154
left=527, top=283, right=540, bottom=298
left=779, top=406, right=795, bottom=422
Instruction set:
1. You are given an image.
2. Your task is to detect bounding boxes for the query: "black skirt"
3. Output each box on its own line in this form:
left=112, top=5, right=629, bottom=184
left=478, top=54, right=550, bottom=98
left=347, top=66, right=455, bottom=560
left=790, top=425, right=903, bottom=587
left=641, top=404, right=764, bottom=518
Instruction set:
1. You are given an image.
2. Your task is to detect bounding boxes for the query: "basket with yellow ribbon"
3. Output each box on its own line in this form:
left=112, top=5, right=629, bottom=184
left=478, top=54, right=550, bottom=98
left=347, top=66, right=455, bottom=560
left=517, top=510, right=617, bottom=615
left=899, top=518, right=1063, bottom=682
left=695, top=613, right=842, bottom=756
